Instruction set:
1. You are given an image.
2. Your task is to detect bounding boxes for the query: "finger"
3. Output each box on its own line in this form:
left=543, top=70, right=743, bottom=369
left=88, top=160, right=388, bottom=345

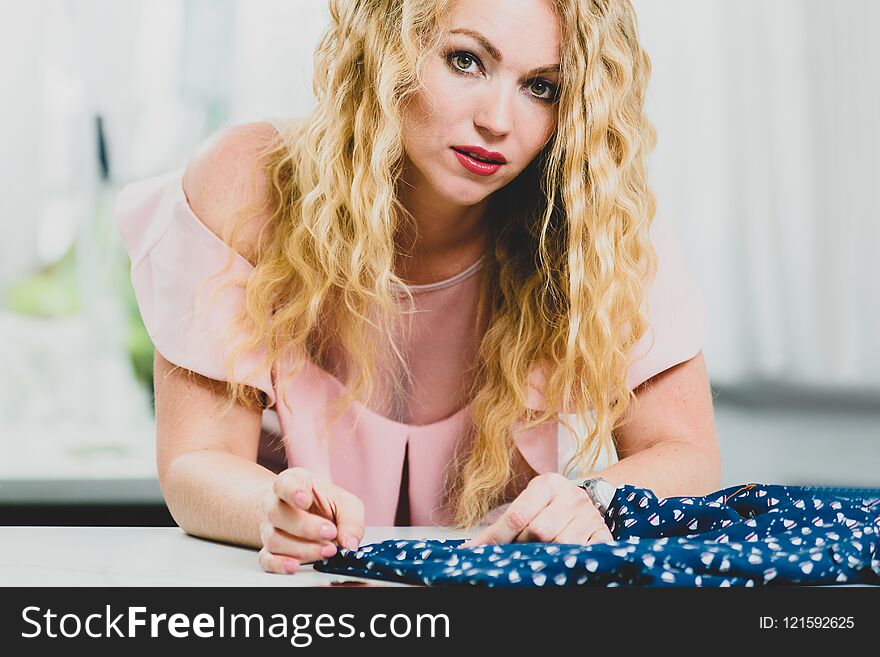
left=328, top=485, right=365, bottom=551
left=585, top=522, right=614, bottom=544
left=573, top=490, right=614, bottom=544
left=553, top=488, right=613, bottom=544
left=468, top=479, right=556, bottom=546
left=552, top=513, right=597, bottom=545
left=264, top=494, right=338, bottom=544
left=289, top=506, right=339, bottom=543
left=512, top=500, right=570, bottom=544
left=274, top=470, right=344, bottom=544
left=275, top=467, right=317, bottom=511
left=258, top=547, right=300, bottom=575
left=260, top=522, right=339, bottom=563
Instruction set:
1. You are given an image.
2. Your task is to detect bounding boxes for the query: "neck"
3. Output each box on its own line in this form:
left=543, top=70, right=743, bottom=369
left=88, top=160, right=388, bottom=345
left=394, top=175, right=491, bottom=286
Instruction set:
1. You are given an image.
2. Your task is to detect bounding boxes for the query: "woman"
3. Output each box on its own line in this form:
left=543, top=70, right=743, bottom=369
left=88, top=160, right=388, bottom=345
left=115, top=0, right=719, bottom=576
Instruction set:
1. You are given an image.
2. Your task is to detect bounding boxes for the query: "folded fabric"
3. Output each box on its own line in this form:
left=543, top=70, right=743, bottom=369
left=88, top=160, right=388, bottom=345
left=313, top=482, right=880, bottom=587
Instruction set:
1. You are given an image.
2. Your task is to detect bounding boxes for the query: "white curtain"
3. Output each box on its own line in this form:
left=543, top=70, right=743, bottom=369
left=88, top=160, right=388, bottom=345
left=635, top=0, right=880, bottom=390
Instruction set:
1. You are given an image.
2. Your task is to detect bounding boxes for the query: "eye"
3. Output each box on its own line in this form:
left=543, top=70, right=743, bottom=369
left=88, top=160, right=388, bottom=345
left=529, top=79, right=559, bottom=103
left=446, top=51, right=481, bottom=75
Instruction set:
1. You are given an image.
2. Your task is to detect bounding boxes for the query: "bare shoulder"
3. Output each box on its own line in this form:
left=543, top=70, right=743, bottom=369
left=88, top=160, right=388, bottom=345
left=182, top=121, right=283, bottom=265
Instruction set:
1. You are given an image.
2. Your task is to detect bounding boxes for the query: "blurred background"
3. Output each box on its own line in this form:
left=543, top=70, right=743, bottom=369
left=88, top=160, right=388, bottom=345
left=0, top=0, right=877, bottom=526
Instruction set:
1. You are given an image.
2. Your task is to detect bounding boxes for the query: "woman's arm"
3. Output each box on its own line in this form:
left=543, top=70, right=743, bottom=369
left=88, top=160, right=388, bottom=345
left=596, top=350, right=721, bottom=498
left=155, top=350, right=273, bottom=550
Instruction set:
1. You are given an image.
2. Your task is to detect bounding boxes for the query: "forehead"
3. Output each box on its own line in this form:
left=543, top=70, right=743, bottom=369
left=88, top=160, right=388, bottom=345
left=444, top=0, right=561, bottom=63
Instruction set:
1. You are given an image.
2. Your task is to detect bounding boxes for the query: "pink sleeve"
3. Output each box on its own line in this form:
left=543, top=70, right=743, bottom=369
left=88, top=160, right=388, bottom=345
left=114, top=169, right=276, bottom=407
left=624, top=211, right=708, bottom=390
left=524, top=211, right=708, bottom=410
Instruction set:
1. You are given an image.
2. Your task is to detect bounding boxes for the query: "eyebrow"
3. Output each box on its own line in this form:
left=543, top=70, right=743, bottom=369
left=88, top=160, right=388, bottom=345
left=449, top=28, right=560, bottom=77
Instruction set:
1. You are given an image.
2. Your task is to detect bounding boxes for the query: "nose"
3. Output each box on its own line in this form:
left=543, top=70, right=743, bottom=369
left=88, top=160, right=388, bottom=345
left=474, top=78, right=514, bottom=136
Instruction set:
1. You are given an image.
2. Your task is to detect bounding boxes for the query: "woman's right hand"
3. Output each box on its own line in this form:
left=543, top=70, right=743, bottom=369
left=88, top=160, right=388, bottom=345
left=258, top=466, right=365, bottom=574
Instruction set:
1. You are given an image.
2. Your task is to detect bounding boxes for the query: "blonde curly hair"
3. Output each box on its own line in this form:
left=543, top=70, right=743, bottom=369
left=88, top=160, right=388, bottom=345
left=198, top=0, right=658, bottom=528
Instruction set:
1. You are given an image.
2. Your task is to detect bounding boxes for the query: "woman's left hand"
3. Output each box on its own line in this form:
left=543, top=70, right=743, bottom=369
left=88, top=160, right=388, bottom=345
left=462, top=473, right=614, bottom=547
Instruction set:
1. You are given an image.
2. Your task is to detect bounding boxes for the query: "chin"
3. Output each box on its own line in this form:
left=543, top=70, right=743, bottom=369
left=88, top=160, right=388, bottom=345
left=440, top=176, right=497, bottom=205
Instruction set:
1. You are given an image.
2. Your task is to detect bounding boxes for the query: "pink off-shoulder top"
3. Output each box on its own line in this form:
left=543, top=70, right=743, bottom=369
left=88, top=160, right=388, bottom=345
left=114, top=129, right=708, bottom=527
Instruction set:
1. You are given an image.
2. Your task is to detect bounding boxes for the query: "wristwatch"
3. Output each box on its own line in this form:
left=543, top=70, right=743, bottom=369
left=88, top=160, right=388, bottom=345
left=577, top=477, right=617, bottom=517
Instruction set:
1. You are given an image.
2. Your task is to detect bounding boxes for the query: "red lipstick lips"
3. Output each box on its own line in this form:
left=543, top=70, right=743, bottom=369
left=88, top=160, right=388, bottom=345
left=451, top=145, right=507, bottom=176
left=452, top=145, right=507, bottom=164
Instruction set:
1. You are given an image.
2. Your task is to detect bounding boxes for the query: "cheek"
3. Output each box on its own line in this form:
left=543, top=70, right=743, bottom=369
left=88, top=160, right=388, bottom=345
left=521, top=120, right=556, bottom=166
left=401, top=105, right=432, bottom=160
left=534, top=116, right=557, bottom=150
left=402, top=93, right=448, bottom=149
left=413, top=64, right=473, bottom=128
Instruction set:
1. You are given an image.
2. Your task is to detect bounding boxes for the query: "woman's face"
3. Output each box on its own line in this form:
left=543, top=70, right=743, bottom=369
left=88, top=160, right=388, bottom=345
left=401, top=0, right=561, bottom=209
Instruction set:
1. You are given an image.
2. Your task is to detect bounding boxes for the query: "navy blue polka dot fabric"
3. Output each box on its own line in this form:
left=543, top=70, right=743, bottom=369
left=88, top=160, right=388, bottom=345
left=314, top=483, right=880, bottom=586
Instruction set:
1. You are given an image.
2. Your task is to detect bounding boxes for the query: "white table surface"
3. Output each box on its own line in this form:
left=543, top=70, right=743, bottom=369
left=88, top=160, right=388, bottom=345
left=0, top=526, right=469, bottom=587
